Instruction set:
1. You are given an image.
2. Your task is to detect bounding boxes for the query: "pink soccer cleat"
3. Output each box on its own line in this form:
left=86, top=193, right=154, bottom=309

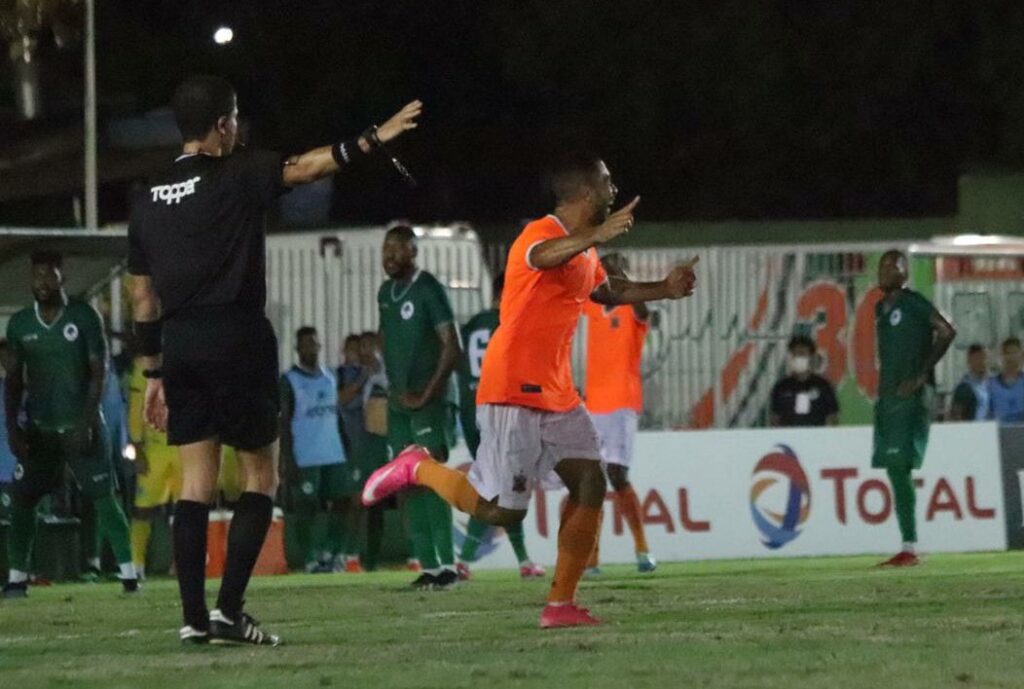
left=361, top=445, right=430, bottom=506
left=519, top=562, right=546, bottom=579
left=539, top=603, right=602, bottom=629
left=456, top=562, right=472, bottom=581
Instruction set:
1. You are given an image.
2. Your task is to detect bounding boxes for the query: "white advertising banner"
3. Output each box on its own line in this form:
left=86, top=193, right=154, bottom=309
left=452, top=422, right=1006, bottom=569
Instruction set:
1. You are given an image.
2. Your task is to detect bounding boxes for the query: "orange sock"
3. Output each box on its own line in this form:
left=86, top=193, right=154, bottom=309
left=415, top=459, right=481, bottom=514
left=615, top=486, right=649, bottom=554
left=587, top=509, right=604, bottom=568
left=547, top=502, right=601, bottom=604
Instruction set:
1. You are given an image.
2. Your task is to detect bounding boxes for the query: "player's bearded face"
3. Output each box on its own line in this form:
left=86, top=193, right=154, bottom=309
left=382, top=238, right=415, bottom=278
left=590, top=161, right=618, bottom=224
left=31, top=265, right=62, bottom=305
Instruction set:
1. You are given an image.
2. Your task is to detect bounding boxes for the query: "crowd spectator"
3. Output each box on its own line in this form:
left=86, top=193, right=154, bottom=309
left=988, top=337, right=1024, bottom=423
left=769, top=335, right=839, bottom=427
left=949, top=344, right=990, bottom=421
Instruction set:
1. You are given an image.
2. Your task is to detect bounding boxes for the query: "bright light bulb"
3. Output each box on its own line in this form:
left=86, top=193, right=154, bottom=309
left=213, top=26, right=234, bottom=45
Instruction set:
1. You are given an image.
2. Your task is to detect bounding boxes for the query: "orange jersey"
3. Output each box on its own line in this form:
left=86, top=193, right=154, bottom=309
left=477, top=215, right=608, bottom=412
left=583, top=301, right=649, bottom=414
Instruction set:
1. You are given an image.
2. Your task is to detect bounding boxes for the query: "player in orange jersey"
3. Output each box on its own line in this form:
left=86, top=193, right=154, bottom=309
left=583, top=253, right=656, bottom=574
left=362, top=153, right=697, bottom=628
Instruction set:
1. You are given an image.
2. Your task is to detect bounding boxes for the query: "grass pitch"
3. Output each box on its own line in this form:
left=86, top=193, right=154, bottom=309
left=2, top=552, right=1024, bottom=689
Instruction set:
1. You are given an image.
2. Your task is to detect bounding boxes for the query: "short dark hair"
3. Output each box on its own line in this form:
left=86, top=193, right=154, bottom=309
left=787, top=334, right=816, bottom=354
left=492, top=271, right=505, bottom=296
left=30, top=250, right=62, bottom=269
left=385, top=225, right=416, bottom=243
left=172, top=75, right=236, bottom=142
left=880, top=249, right=907, bottom=266
left=548, top=152, right=602, bottom=204
left=344, top=334, right=361, bottom=345
left=967, top=343, right=986, bottom=356
left=296, top=326, right=318, bottom=341
left=1003, top=336, right=1022, bottom=350
left=360, top=331, right=378, bottom=340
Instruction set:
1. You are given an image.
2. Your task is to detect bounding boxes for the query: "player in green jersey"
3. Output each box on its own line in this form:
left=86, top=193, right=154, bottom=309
left=873, top=250, right=956, bottom=567
left=378, top=226, right=463, bottom=589
left=3, top=251, right=137, bottom=597
left=455, top=272, right=545, bottom=580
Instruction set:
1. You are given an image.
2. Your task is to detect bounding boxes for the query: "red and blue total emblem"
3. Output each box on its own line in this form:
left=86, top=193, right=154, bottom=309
left=749, top=444, right=811, bottom=549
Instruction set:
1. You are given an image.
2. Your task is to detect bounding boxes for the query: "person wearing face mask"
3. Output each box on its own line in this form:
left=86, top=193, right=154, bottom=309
left=769, top=335, right=839, bottom=427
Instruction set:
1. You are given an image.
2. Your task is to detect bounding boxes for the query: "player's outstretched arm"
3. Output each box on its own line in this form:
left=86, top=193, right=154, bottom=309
left=530, top=197, right=640, bottom=270
left=591, top=257, right=698, bottom=305
left=282, top=100, right=422, bottom=186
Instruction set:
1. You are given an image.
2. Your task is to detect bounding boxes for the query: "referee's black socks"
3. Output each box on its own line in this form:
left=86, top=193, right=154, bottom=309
left=216, top=492, right=273, bottom=620
left=173, top=500, right=211, bottom=630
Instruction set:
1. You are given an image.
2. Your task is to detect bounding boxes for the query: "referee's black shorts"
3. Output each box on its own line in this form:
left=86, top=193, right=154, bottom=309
left=163, top=306, right=280, bottom=451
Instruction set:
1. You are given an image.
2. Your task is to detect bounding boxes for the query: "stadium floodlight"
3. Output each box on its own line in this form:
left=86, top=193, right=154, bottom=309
left=213, top=26, right=234, bottom=45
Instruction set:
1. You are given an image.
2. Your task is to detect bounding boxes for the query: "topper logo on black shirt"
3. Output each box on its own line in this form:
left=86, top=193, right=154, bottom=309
left=150, top=176, right=201, bottom=205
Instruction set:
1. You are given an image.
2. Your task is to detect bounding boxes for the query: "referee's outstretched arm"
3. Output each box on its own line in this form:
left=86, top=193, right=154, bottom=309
left=282, top=100, right=422, bottom=186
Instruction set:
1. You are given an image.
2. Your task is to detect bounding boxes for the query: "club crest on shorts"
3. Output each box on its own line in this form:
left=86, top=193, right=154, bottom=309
left=400, top=301, right=415, bottom=320
left=63, top=323, right=79, bottom=341
left=14, top=463, right=24, bottom=481
left=302, top=481, right=315, bottom=495
left=889, top=308, right=902, bottom=326
left=512, top=473, right=528, bottom=493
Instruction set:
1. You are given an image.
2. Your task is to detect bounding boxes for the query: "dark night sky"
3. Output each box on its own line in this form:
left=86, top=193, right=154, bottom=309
left=8, top=1, right=1024, bottom=225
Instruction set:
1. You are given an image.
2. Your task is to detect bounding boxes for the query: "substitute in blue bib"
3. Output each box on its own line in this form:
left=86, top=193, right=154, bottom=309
left=280, top=326, right=354, bottom=574
left=988, top=337, right=1024, bottom=423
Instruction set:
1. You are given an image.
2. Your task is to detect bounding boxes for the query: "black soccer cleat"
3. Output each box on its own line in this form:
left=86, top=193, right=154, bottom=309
left=179, top=625, right=209, bottom=645
left=410, top=572, right=437, bottom=590
left=121, top=578, right=141, bottom=595
left=2, top=581, right=28, bottom=599
left=209, top=609, right=281, bottom=646
left=432, top=569, right=458, bottom=590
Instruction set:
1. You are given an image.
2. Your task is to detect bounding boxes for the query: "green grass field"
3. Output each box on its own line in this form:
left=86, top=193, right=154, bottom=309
left=3, top=553, right=1024, bottom=689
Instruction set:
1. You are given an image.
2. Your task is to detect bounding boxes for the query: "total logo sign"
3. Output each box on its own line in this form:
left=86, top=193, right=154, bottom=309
left=460, top=423, right=1008, bottom=570
left=749, top=444, right=811, bottom=550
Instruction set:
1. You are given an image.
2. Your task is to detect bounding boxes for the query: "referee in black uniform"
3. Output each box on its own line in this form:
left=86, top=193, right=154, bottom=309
left=128, top=75, right=421, bottom=646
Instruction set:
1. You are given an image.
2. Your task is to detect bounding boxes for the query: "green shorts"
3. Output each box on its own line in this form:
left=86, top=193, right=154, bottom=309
left=388, top=401, right=454, bottom=458
left=350, top=432, right=389, bottom=489
left=872, top=391, right=932, bottom=471
left=13, top=423, right=117, bottom=503
left=290, top=462, right=352, bottom=506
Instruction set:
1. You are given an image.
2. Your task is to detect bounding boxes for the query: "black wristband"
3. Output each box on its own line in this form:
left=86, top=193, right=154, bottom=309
left=133, top=320, right=162, bottom=356
left=142, top=368, right=163, bottom=379
left=361, top=124, right=382, bottom=149
left=331, top=138, right=366, bottom=166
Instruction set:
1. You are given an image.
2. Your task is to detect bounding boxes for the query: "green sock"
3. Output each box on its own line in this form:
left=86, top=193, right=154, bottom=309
left=291, top=508, right=318, bottom=566
left=506, top=520, right=530, bottom=564
left=324, top=508, right=348, bottom=559
left=428, top=492, right=454, bottom=567
left=406, top=491, right=440, bottom=570
left=93, top=495, right=133, bottom=566
left=8, top=500, right=37, bottom=573
left=365, top=505, right=384, bottom=571
left=460, top=517, right=490, bottom=562
left=886, top=467, right=917, bottom=544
